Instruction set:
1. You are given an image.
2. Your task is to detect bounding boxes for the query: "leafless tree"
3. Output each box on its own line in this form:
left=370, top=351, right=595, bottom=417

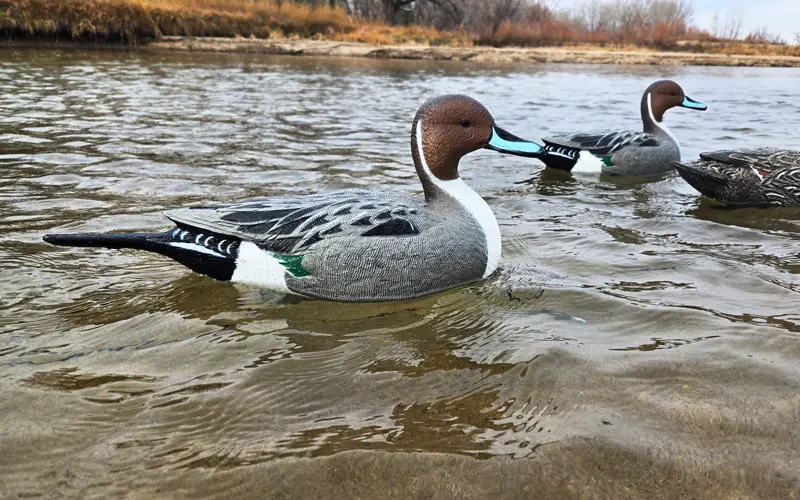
left=321, top=0, right=697, bottom=38
left=618, top=0, right=650, bottom=33
left=745, top=27, right=786, bottom=45
left=712, top=8, right=742, bottom=39
left=648, top=0, right=693, bottom=29
left=382, top=0, right=416, bottom=24
left=412, top=0, right=464, bottom=29
left=487, top=0, right=525, bottom=33
left=581, top=0, right=604, bottom=32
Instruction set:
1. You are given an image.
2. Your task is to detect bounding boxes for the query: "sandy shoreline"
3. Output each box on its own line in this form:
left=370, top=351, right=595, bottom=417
left=4, top=36, right=800, bottom=67
left=147, top=37, right=800, bottom=67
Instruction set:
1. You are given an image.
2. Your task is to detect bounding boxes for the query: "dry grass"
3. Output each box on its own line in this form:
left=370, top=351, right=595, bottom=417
left=0, top=0, right=469, bottom=45
left=341, top=24, right=470, bottom=47
left=475, top=20, right=581, bottom=48
left=0, top=0, right=796, bottom=56
left=675, top=40, right=800, bottom=57
left=0, top=0, right=364, bottom=41
left=474, top=19, right=787, bottom=53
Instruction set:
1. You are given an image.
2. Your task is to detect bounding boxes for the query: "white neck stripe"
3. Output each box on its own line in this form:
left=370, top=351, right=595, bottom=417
left=415, top=122, right=501, bottom=278
left=647, top=93, right=679, bottom=147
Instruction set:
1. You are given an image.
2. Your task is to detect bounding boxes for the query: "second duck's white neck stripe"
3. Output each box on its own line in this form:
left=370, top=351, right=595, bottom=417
left=647, top=93, right=679, bottom=148
left=415, top=121, right=501, bottom=277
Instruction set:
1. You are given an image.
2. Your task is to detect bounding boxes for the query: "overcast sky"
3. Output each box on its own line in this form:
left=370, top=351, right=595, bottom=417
left=691, top=0, right=799, bottom=43
left=552, top=0, right=799, bottom=44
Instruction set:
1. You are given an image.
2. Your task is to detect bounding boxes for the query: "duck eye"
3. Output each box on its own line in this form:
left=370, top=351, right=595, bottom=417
left=460, top=120, right=470, bottom=128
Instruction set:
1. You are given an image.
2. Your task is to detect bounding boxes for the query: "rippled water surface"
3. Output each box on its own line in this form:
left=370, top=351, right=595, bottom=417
left=1, top=49, right=799, bottom=498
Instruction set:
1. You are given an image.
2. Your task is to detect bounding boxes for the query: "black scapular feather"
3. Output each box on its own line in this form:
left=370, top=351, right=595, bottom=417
left=361, top=219, right=418, bottom=237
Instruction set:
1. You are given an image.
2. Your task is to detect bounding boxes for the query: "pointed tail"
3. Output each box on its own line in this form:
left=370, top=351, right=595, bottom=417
left=43, top=232, right=171, bottom=251
left=43, top=230, right=238, bottom=282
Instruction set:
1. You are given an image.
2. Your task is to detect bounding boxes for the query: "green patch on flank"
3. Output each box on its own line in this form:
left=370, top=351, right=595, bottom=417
left=599, top=155, right=614, bottom=167
left=274, top=254, right=310, bottom=278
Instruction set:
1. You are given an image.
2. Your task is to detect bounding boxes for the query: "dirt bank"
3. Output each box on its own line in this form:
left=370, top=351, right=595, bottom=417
left=144, top=36, right=800, bottom=67
left=3, top=36, right=800, bottom=67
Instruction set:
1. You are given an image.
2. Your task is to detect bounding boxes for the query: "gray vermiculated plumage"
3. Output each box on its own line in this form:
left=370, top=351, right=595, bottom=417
left=547, top=130, right=660, bottom=156
left=166, top=188, right=489, bottom=301
left=674, top=149, right=800, bottom=206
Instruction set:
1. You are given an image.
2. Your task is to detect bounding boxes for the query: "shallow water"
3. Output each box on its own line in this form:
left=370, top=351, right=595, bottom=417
left=1, top=49, right=798, bottom=498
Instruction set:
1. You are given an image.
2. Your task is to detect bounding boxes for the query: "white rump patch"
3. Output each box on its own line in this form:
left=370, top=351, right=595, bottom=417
left=571, top=151, right=605, bottom=174
left=231, top=241, right=291, bottom=293
left=416, top=123, right=501, bottom=277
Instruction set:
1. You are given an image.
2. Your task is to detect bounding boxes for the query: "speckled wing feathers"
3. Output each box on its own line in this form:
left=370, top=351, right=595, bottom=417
left=166, top=189, right=421, bottom=255
left=699, top=149, right=800, bottom=171
left=677, top=149, right=800, bottom=206
left=762, top=167, right=800, bottom=204
left=726, top=150, right=800, bottom=205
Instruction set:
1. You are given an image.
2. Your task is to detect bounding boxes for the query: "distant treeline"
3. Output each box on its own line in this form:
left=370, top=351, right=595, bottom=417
left=307, top=0, right=790, bottom=47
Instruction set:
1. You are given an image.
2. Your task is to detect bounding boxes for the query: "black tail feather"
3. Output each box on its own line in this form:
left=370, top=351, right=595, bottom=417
left=43, top=232, right=171, bottom=251
left=540, top=141, right=581, bottom=172
left=43, top=230, right=238, bottom=282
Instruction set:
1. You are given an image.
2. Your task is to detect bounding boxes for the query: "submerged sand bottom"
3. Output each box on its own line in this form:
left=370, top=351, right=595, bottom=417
left=101, top=442, right=795, bottom=499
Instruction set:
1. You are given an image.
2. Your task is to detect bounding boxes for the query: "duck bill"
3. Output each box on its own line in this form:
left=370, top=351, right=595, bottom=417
left=681, top=96, right=707, bottom=111
left=486, top=126, right=544, bottom=158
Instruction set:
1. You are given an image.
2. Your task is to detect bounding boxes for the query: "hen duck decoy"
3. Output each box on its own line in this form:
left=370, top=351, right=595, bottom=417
left=539, top=80, right=707, bottom=176
left=674, top=149, right=800, bottom=206
left=44, top=95, right=547, bottom=302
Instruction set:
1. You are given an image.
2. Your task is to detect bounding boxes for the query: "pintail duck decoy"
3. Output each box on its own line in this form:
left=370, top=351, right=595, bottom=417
left=538, top=80, right=707, bottom=176
left=44, top=95, right=547, bottom=302
left=674, top=149, right=800, bottom=206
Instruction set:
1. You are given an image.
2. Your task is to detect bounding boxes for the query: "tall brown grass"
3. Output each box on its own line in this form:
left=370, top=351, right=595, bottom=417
left=475, top=10, right=713, bottom=50
left=678, top=40, right=800, bottom=57
left=0, top=0, right=469, bottom=45
left=0, top=0, right=356, bottom=41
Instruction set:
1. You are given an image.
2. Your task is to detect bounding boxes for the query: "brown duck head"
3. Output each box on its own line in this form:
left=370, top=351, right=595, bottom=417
left=640, top=80, right=707, bottom=132
left=410, top=94, right=543, bottom=196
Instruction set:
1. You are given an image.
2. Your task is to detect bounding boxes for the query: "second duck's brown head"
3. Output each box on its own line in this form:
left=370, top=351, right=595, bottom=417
left=641, top=80, right=707, bottom=127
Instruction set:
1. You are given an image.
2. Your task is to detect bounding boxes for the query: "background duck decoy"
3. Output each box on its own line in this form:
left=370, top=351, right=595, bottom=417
left=43, top=95, right=546, bottom=302
left=674, top=149, right=800, bottom=206
left=537, top=79, right=707, bottom=177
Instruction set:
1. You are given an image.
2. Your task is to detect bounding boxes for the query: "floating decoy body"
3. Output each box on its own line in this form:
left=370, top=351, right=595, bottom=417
left=674, top=149, right=800, bottom=206
left=539, top=80, right=707, bottom=176
left=44, top=95, right=546, bottom=302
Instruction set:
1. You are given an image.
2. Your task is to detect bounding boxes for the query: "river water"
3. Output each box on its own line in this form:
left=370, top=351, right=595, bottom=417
left=0, top=49, right=798, bottom=498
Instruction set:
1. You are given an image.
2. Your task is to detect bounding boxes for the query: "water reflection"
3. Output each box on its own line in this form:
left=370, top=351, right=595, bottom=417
left=689, top=199, right=800, bottom=235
